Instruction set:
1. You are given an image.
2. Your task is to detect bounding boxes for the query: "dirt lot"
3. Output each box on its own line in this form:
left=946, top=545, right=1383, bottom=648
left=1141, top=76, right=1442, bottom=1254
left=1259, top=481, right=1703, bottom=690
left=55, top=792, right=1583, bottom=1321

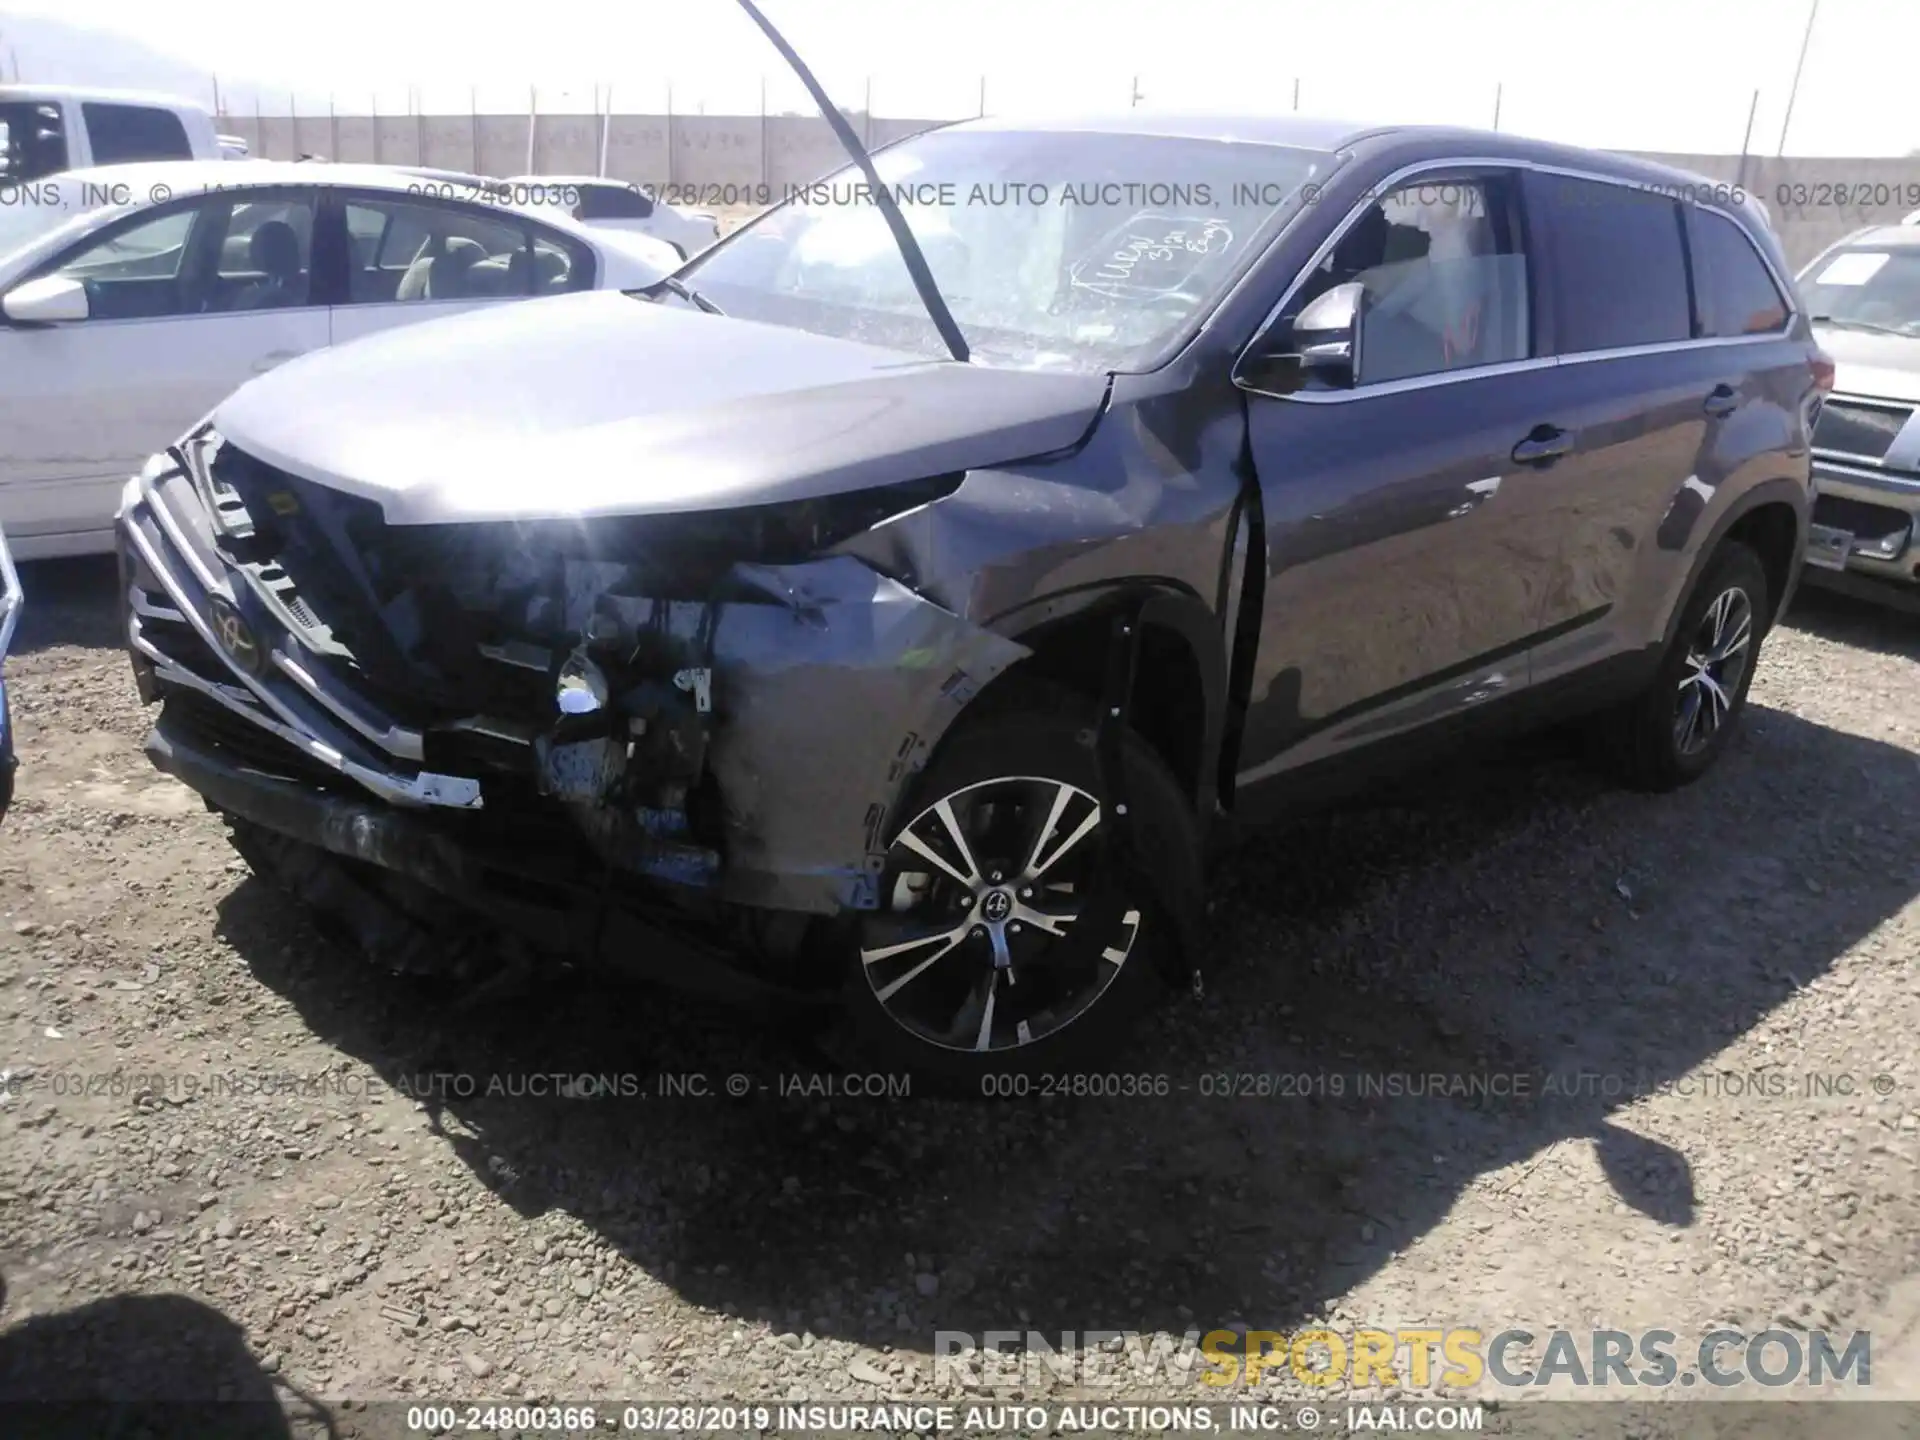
left=1, top=557, right=1918, bottom=1430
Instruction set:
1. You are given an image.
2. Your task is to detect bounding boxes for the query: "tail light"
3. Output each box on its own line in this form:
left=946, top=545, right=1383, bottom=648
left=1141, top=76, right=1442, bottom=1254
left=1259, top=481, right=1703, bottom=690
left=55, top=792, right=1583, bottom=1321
left=1810, top=348, right=1837, bottom=394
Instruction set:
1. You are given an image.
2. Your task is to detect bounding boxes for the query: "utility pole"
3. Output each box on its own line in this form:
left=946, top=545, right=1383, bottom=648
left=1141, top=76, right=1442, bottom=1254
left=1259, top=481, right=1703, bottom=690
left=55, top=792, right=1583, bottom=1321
left=1778, top=0, right=1820, bottom=155
left=599, top=83, right=612, bottom=177
left=1491, top=82, right=1503, bottom=132
left=1292, top=78, right=1300, bottom=111
left=1131, top=75, right=1143, bottom=108
left=1734, top=87, right=1762, bottom=192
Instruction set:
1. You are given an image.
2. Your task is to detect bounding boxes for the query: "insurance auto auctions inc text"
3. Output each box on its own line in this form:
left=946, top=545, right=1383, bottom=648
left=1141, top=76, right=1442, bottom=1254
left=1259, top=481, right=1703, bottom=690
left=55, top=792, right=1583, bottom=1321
left=934, top=1326, right=1871, bottom=1391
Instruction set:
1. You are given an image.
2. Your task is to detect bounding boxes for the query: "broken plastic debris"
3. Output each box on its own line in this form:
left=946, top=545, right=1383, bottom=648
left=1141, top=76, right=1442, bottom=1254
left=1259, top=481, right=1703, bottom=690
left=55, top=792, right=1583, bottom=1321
left=43, top=1027, right=62, bottom=1039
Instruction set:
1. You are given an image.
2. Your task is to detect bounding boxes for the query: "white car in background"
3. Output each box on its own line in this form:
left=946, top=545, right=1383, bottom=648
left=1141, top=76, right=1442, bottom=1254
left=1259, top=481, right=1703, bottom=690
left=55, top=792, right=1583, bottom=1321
left=0, top=159, right=676, bottom=559
left=503, top=174, right=722, bottom=259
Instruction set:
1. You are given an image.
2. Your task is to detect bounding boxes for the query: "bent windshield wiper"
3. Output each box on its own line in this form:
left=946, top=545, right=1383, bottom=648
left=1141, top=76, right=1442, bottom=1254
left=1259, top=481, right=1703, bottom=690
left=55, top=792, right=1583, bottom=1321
left=646, top=274, right=725, bottom=316
left=732, top=0, right=970, bottom=363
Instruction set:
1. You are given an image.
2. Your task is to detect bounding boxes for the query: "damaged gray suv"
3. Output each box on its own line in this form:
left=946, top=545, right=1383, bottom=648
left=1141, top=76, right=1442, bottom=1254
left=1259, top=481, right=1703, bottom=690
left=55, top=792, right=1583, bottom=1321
left=117, top=108, right=1826, bottom=1086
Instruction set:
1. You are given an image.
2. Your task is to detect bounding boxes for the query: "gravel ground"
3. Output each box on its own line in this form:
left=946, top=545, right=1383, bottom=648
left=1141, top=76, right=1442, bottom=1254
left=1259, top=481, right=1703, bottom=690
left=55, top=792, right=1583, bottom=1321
left=1, top=557, right=1918, bottom=1433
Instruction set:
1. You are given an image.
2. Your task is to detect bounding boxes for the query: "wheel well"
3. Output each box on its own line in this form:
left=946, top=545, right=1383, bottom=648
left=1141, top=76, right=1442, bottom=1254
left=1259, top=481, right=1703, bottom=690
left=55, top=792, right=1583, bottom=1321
left=971, top=609, right=1208, bottom=805
left=1724, top=500, right=1799, bottom=625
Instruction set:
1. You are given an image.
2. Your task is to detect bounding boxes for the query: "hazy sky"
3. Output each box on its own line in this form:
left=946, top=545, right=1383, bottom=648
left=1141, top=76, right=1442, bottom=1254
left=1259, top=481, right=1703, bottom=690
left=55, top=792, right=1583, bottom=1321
left=5, top=0, right=1914, bottom=156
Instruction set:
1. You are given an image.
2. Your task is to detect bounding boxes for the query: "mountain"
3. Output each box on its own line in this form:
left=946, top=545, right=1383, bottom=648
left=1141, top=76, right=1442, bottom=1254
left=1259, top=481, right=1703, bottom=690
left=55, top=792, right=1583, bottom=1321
left=0, top=13, right=318, bottom=115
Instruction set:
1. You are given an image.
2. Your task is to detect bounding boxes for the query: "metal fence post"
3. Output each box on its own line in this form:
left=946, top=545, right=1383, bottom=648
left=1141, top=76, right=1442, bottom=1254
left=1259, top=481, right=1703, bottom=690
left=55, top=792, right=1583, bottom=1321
left=1737, top=87, right=1761, bottom=193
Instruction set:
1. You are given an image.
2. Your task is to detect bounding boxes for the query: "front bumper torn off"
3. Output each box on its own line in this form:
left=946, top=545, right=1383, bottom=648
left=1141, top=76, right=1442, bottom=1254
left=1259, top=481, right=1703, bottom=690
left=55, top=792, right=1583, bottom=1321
left=118, top=460, right=1030, bottom=917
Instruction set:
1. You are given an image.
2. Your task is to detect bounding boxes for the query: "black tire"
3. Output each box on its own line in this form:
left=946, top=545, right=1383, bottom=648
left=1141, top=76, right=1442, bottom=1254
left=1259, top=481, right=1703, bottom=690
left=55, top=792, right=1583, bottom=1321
left=832, top=690, right=1202, bottom=1096
left=1602, top=539, right=1771, bottom=791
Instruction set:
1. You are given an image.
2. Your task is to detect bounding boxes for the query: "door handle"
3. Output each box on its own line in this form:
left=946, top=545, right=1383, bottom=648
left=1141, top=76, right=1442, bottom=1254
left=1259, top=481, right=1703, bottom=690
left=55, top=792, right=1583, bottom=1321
left=1511, top=425, right=1573, bottom=466
left=251, top=350, right=300, bottom=374
left=1704, top=384, right=1739, bottom=417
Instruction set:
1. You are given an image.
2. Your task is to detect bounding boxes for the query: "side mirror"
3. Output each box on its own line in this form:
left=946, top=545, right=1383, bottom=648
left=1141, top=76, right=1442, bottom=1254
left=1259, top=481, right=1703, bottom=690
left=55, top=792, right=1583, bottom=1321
left=3, top=276, right=89, bottom=325
left=1242, top=280, right=1368, bottom=395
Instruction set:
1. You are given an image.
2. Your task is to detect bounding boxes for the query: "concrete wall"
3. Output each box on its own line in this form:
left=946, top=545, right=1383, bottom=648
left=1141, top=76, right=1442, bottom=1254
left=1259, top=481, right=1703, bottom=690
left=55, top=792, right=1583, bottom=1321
left=222, top=110, right=949, bottom=193
left=219, top=112, right=1920, bottom=268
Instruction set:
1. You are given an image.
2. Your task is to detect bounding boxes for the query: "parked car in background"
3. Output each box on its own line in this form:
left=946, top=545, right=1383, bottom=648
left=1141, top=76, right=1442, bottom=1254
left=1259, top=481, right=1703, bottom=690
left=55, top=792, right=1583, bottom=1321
left=503, top=175, right=722, bottom=258
left=116, top=110, right=1824, bottom=1087
left=0, top=85, right=223, bottom=183
left=0, top=159, right=675, bottom=559
left=1796, top=225, right=1920, bottom=603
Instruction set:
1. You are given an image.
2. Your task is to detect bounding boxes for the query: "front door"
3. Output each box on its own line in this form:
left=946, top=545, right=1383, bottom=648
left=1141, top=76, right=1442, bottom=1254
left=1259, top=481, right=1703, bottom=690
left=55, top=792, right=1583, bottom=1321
left=1235, top=168, right=1570, bottom=792
left=0, top=188, right=326, bottom=552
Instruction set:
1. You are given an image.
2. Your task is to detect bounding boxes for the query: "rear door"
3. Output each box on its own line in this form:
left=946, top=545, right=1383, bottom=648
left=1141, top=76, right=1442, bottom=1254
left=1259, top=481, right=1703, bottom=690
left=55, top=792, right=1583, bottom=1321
left=1519, top=172, right=1793, bottom=688
left=325, top=191, right=596, bottom=349
left=0, top=188, right=326, bottom=547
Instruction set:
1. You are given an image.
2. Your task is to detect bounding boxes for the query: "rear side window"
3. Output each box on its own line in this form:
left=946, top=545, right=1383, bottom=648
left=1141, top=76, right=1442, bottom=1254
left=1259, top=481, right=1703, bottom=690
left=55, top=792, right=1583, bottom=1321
left=1691, top=210, right=1789, bottom=336
left=577, top=184, right=654, bottom=221
left=1532, top=173, right=1691, bottom=353
left=82, top=103, right=193, bottom=164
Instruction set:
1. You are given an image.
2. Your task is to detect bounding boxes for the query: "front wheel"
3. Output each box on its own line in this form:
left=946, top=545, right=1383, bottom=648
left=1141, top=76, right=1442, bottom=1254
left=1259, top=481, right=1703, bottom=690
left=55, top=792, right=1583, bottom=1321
left=834, top=697, right=1202, bottom=1094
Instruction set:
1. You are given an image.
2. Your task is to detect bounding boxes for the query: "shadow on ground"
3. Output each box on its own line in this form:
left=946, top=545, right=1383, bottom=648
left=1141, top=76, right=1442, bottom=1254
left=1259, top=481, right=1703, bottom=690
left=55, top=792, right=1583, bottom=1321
left=8, top=556, right=123, bottom=656
left=210, top=696, right=1920, bottom=1357
left=1783, top=581, right=1920, bottom=660
left=0, top=1274, right=333, bottom=1437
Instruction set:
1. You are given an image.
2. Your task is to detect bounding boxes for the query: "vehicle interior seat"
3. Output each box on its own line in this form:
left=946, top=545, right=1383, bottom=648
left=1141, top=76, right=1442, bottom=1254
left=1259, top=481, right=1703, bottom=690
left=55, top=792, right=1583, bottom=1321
left=396, top=236, right=485, bottom=301
left=465, top=248, right=536, bottom=297
left=534, top=249, right=572, bottom=292
left=227, top=221, right=305, bottom=310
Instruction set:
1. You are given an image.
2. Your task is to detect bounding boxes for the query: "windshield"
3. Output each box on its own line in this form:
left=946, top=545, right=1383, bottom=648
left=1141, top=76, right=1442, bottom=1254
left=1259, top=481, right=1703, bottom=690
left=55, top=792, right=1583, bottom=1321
left=0, top=200, right=88, bottom=267
left=1799, top=245, right=1920, bottom=337
left=680, top=127, right=1331, bottom=373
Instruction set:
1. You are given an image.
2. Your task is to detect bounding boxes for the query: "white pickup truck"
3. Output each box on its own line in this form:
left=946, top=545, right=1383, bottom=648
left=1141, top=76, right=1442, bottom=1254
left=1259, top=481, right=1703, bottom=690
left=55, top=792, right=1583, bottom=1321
left=0, top=85, right=232, bottom=183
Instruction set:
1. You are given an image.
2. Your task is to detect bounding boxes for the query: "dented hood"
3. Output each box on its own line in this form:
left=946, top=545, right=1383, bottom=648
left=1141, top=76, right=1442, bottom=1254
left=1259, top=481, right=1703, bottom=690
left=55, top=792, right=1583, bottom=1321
left=212, top=292, right=1110, bottom=525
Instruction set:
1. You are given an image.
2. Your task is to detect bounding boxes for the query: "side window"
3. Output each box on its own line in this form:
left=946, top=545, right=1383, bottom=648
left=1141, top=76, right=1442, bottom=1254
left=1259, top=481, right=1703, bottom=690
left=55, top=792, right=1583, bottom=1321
left=1532, top=174, right=1690, bottom=352
left=81, top=103, right=193, bottom=164
left=207, top=195, right=317, bottom=310
left=40, top=203, right=208, bottom=320
left=340, top=196, right=556, bottom=303
left=1287, top=173, right=1532, bottom=387
left=532, top=233, right=592, bottom=294
left=1691, top=210, right=1789, bottom=337
left=346, top=203, right=389, bottom=270
left=577, top=184, right=654, bottom=221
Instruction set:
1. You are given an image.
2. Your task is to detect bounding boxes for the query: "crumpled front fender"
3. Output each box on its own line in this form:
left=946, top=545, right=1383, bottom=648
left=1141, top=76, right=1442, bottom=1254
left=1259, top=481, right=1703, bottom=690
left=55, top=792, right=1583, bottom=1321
left=707, top=554, right=1029, bottom=914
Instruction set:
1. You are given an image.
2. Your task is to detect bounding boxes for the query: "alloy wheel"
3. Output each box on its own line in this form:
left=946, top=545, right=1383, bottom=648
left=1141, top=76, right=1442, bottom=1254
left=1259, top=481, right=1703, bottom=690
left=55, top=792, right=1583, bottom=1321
left=858, top=775, right=1142, bottom=1054
left=1674, top=585, right=1754, bottom=757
